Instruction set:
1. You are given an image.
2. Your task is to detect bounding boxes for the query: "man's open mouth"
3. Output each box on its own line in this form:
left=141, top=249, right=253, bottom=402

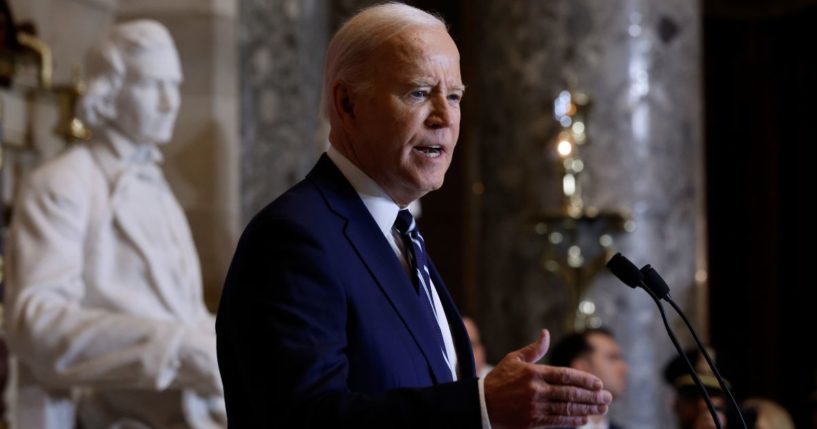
left=413, top=145, right=443, bottom=158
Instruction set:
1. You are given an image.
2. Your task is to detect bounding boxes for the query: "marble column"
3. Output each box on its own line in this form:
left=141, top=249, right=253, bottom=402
left=472, top=1, right=703, bottom=427
left=240, top=0, right=326, bottom=223
left=238, top=0, right=381, bottom=223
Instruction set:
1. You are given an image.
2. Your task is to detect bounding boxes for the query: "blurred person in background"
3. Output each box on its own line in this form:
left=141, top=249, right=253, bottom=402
left=664, top=348, right=728, bottom=429
left=742, top=397, right=794, bottom=429
left=549, top=328, right=629, bottom=429
left=463, top=316, right=494, bottom=378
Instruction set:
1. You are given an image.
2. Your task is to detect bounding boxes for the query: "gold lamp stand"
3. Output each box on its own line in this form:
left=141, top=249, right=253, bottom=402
left=530, top=90, right=633, bottom=332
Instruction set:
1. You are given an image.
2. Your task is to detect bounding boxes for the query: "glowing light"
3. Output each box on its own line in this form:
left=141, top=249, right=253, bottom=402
left=559, top=116, right=572, bottom=127
left=544, top=259, right=560, bottom=272
left=579, top=300, right=596, bottom=314
left=548, top=232, right=563, bottom=244
left=554, top=90, right=572, bottom=119
left=599, top=234, right=613, bottom=247
left=572, top=121, right=585, bottom=134
left=567, top=254, right=584, bottom=268
left=557, top=140, right=573, bottom=156
left=563, top=174, right=576, bottom=196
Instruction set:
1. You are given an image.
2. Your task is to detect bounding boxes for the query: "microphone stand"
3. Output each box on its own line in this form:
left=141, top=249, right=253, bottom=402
left=638, top=282, right=724, bottom=429
left=605, top=253, right=726, bottom=429
left=640, top=264, right=748, bottom=429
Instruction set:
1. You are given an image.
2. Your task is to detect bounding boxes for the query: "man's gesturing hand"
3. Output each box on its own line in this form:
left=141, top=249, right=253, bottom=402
left=484, top=329, right=613, bottom=428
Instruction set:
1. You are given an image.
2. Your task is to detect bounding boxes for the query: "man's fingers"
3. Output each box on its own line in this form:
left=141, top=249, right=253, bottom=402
left=538, top=416, right=590, bottom=427
left=514, top=329, right=550, bottom=364
left=541, top=365, right=604, bottom=390
left=487, top=333, right=617, bottom=429
left=537, top=384, right=612, bottom=405
left=538, top=400, right=610, bottom=417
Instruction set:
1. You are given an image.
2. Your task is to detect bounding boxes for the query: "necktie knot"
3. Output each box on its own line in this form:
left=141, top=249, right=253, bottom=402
left=394, top=209, right=416, bottom=235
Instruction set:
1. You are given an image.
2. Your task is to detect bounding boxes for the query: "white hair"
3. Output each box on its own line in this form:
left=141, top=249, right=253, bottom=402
left=79, top=20, right=177, bottom=128
left=320, top=2, right=447, bottom=121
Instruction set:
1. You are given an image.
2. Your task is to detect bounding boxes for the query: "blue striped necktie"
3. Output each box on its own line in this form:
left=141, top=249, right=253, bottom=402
left=393, top=209, right=449, bottom=363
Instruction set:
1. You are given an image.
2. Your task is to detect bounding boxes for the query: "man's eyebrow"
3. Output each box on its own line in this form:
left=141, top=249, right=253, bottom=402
left=408, top=78, right=435, bottom=87
left=407, top=79, right=466, bottom=93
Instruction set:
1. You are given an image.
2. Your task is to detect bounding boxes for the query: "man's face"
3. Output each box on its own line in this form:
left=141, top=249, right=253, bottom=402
left=579, top=333, right=629, bottom=398
left=675, top=394, right=727, bottom=429
left=109, top=42, right=183, bottom=146
left=112, top=72, right=181, bottom=145
left=344, top=26, right=463, bottom=206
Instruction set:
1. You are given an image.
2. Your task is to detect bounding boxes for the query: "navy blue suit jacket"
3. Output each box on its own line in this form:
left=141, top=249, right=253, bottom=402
left=216, top=155, right=480, bottom=428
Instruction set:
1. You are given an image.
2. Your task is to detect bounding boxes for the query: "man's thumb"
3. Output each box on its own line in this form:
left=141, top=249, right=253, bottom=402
left=516, top=329, right=550, bottom=363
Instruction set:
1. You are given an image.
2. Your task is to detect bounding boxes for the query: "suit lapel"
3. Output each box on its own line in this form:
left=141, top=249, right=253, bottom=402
left=110, top=173, right=186, bottom=316
left=308, top=155, right=453, bottom=384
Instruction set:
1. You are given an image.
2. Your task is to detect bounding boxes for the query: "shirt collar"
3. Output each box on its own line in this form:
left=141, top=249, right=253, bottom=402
left=87, top=127, right=164, bottom=186
left=326, top=145, right=403, bottom=238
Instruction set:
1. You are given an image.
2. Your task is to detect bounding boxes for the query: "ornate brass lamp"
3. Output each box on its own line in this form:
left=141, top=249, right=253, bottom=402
left=530, top=90, right=633, bottom=332
left=2, top=5, right=90, bottom=144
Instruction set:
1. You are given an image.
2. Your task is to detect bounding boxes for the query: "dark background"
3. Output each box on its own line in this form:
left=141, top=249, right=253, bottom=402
left=705, top=0, right=817, bottom=427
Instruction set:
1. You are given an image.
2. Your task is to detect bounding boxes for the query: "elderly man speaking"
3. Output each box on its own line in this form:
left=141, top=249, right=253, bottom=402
left=216, top=3, right=612, bottom=428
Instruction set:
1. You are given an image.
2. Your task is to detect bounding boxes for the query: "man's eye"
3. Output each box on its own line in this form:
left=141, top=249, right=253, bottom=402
left=410, top=90, right=429, bottom=99
left=132, top=79, right=160, bottom=90
left=447, top=93, right=462, bottom=103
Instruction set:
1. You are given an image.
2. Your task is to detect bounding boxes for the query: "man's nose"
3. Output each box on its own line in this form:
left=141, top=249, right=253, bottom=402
left=425, top=94, right=453, bottom=129
left=158, top=83, right=179, bottom=111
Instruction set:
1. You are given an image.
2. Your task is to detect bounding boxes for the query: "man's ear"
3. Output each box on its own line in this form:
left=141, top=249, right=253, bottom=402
left=97, top=94, right=117, bottom=121
left=86, top=76, right=119, bottom=122
left=341, top=95, right=353, bottom=114
left=332, top=81, right=355, bottom=125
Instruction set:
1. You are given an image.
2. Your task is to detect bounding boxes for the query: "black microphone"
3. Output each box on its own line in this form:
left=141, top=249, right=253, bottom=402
left=639, top=264, right=670, bottom=299
left=605, top=252, right=727, bottom=429
left=638, top=264, right=747, bottom=429
left=606, top=252, right=642, bottom=288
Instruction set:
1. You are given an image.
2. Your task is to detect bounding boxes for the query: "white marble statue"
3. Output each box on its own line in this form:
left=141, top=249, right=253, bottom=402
left=3, top=20, right=226, bottom=429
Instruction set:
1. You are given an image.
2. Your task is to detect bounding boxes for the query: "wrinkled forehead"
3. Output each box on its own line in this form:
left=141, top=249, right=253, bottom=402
left=372, top=27, right=462, bottom=86
left=124, top=45, right=183, bottom=82
left=388, top=26, right=459, bottom=63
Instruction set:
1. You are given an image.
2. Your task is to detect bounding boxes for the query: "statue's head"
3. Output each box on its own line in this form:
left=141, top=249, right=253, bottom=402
left=79, top=19, right=183, bottom=145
